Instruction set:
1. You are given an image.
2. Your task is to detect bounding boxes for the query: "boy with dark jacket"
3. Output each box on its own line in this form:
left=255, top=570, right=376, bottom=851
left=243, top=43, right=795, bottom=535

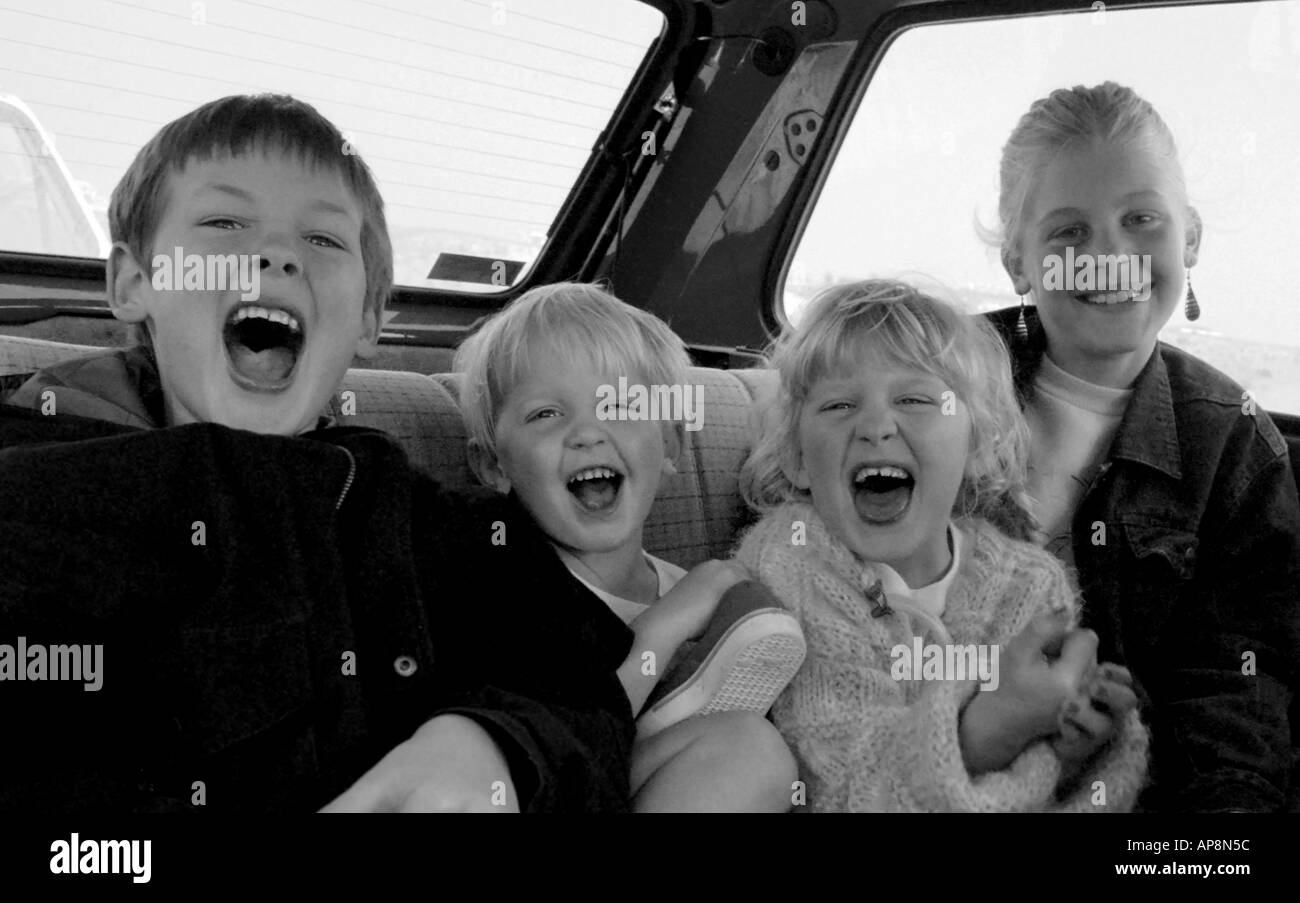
left=0, top=94, right=635, bottom=813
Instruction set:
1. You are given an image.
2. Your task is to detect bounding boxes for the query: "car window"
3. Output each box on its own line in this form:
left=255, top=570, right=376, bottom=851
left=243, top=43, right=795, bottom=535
left=785, top=1, right=1300, bottom=413
left=0, top=94, right=108, bottom=257
left=0, top=0, right=662, bottom=293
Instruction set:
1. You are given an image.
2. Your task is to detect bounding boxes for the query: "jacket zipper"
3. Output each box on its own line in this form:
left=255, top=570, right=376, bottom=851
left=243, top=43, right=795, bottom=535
left=334, top=446, right=356, bottom=511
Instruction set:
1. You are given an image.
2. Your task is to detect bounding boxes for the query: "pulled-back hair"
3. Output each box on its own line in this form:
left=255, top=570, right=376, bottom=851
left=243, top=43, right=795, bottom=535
left=109, top=93, right=392, bottom=347
left=988, top=81, right=1189, bottom=257
left=741, top=279, right=1031, bottom=530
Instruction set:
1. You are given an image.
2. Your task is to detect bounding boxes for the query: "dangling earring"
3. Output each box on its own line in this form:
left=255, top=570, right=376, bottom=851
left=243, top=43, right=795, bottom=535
left=1015, top=293, right=1029, bottom=342
left=1184, top=276, right=1200, bottom=321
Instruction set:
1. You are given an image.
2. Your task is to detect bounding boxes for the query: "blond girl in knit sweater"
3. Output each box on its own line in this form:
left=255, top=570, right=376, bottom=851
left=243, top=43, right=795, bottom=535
left=736, top=279, right=1149, bottom=811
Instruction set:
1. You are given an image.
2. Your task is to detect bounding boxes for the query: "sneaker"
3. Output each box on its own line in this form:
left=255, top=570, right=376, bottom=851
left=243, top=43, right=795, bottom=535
left=635, top=580, right=806, bottom=740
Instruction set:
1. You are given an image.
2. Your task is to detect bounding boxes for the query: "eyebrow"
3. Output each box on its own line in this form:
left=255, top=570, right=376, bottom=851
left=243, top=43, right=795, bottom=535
left=201, top=184, right=256, bottom=203
left=198, top=184, right=357, bottom=219
left=1037, top=191, right=1168, bottom=224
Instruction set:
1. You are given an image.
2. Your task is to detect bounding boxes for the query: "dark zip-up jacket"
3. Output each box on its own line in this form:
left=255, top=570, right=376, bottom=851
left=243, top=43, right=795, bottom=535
left=987, top=305, right=1300, bottom=812
left=0, top=404, right=635, bottom=813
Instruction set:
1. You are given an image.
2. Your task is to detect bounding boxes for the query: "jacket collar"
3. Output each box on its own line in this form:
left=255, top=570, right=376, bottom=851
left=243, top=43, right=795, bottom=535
left=9, top=345, right=163, bottom=428
left=13, top=345, right=340, bottom=432
left=990, top=304, right=1183, bottom=481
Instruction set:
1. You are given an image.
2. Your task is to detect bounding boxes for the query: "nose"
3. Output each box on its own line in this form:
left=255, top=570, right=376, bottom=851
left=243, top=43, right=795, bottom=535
left=565, top=409, right=610, bottom=450
left=853, top=401, right=897, bottom=445
left=1082, top=219, right=1131, bottom=259
left=257, top=230, right=303, bottom=279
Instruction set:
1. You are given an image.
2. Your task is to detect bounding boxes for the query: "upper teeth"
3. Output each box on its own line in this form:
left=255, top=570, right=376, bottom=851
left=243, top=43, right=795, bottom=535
left=231, top=306, right=302, bottom=333
left=569, top=466, right=617, bottom=483
left=855, top=465, right=909, bottom=482
left=1078, top=289, right=1142, bottom=305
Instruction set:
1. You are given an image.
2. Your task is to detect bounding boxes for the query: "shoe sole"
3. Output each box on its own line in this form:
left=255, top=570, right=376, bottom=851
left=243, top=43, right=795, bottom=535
left=636, top=611, right=806, bottom=740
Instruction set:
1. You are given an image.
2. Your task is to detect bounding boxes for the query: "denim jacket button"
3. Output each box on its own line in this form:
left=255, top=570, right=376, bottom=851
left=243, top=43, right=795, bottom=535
left=393, top=655, right=418, bottom=677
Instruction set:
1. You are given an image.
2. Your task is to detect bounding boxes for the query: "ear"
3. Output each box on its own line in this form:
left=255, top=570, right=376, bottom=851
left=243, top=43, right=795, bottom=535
left=467, top=438, right=512, bottom=493
left=354, top=302, right=381, bottom=360
left=1000, top=245, right=1033, bottom=296
left=106, top=241, right=151, bottom=324
left=660, top=421, right=684, bottom=477
left=1184, top=206, right=1203, bottom=269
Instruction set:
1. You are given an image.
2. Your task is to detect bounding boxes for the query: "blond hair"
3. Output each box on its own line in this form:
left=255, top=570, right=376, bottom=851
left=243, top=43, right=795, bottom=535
left=453, top=282, right=692, bottom=462
left=989, top=81, right=1190, bottom=259
left=741, top=279, right=1030, bottom=525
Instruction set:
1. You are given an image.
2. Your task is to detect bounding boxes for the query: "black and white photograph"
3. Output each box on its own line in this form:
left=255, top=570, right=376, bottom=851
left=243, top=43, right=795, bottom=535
left=0, top=0, right=1293, bottom=886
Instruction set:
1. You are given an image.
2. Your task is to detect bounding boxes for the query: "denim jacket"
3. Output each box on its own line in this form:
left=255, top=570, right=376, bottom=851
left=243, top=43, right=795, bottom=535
left=988, top=305, right=1300, bottom=812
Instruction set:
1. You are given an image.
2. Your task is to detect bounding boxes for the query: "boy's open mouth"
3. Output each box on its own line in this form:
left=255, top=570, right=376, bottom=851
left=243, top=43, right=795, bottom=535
left=223, top=304, right=305, bottom=391
left=852, top=463, right=914, bottom=524
left=566, top=465, right=624, bottom=513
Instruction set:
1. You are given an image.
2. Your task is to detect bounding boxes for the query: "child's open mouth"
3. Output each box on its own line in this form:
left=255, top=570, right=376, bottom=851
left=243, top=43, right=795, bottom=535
left=566, top=465, right=624, bottom=513
left=223, top=304, right=305, bottom=391
left=852, top=463, right=914, bottom=524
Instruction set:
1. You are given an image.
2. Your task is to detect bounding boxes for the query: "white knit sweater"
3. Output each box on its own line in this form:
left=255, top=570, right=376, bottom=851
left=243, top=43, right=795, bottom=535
left=733, top=502, right=1149, bottom=812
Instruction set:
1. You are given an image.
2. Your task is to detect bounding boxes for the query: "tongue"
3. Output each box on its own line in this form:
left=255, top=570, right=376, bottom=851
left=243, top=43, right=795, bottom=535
left=571, top=477, right=617, bottom=511
left=229, top=343, right=295, bottom=384
left=854, top=485, right=911, bottom=523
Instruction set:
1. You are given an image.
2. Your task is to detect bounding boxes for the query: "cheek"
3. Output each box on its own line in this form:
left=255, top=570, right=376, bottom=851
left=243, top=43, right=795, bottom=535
left=806, top=442, right=843, bottom=494
left=924, top=416, right=972, bottom=481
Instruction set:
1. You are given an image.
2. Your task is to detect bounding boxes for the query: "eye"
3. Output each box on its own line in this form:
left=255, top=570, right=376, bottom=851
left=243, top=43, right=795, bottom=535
left=306, top=233, right=346, bottom=250
left=201, top=217, right=243, bottom=230
left=1125, top=212, right=1161, bottom=227
left=898, top=396, right=934, bottom=406
left=818, top=400, right=854, bottom=413
left=1048, top=224, right=1085, bottom=243
left=525, top=406, right=562, bottom=423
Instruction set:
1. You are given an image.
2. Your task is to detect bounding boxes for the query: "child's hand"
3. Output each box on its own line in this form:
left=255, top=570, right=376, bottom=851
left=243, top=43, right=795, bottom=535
left=319, top=714, right=518, bottom=813
left=960, top=611, right=1098, bottom=774
left=1051, top=662, right=1138, bottom=776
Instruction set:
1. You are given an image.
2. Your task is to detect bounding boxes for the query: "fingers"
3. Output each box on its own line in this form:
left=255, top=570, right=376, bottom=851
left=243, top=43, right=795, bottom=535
left=1087, top=676, right=1138, bottom=717
left=1095, top=662, right=1133, bottom=689
left=1053, top=674, right=1135, bottom=765
left=1056, top=627, right=1099, bottom=689
left=1059, top=694, right=1111, bottom=740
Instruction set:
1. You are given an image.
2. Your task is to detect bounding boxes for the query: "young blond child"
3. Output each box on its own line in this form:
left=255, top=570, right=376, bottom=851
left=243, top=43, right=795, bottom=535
left=735, top=279, right=1149, bottom=811
left=454, top=282, right=805, bottom=812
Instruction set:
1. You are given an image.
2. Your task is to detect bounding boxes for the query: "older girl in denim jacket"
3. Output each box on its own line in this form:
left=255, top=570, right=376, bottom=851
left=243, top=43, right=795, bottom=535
left=991, top=81, right=1300, bottom=812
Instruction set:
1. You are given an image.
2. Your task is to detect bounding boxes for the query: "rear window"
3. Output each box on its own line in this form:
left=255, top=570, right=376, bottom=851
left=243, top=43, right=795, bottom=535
left=785, top=1, right=1300, bottom=413
left=0, top=0, right=663, bottom=292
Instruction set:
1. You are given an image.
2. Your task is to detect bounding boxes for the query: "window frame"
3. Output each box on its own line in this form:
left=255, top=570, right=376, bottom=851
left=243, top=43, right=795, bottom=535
left=763, top=0, right=1225, bottom=339
left=0, top=0, right=690, bottom=347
